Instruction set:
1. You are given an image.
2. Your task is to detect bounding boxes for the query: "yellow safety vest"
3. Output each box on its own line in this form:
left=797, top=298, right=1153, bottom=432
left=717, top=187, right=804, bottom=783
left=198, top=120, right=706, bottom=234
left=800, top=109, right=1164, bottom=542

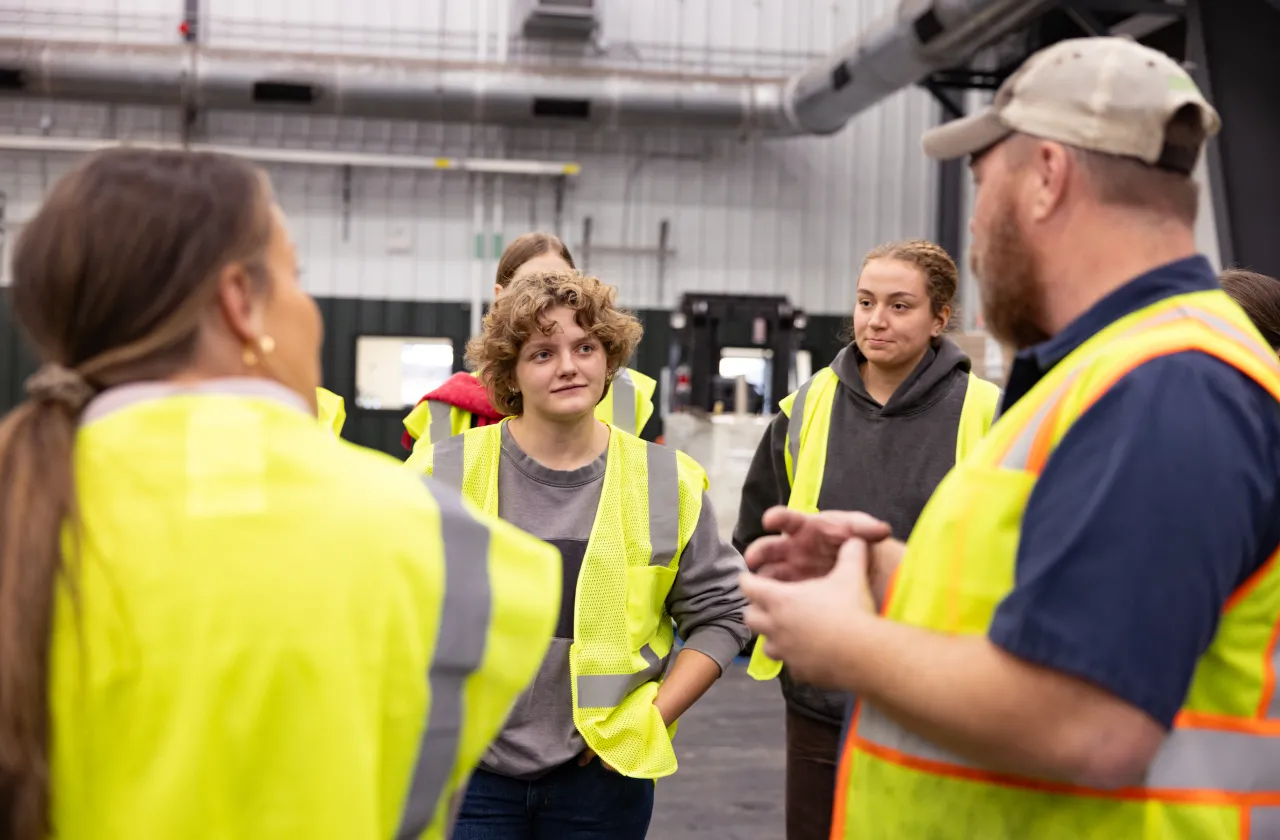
left=51, top=386, right=560, bottom=840
left=747, top=368, right=1001, bottom=680
left=316, top=386, right=346, bottom=436
left=834, top=289, right=1280, bottom=839
left=403, top=367, right=657, bottom=452
left=406, top=418, right=704, bottom=779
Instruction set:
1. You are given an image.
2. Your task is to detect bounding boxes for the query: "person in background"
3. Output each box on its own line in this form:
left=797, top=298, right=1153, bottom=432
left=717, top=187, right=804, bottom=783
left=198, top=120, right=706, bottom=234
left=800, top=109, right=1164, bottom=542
left=401, top=232, right=657, bottom=452
left=733, top=239, right=1000, bottom=840
left=406, top=270, right=749, bottom=840
left=0, top=147, right=561, bottom=840
left=738, top=36, right=1280, bottom=839
left=1221, top=267, right=1280, bottom=350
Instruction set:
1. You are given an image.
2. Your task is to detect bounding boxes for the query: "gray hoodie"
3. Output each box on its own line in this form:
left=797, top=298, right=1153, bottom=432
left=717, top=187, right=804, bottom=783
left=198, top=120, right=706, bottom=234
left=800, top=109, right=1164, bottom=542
left=732, top=336, right=980, bottom=724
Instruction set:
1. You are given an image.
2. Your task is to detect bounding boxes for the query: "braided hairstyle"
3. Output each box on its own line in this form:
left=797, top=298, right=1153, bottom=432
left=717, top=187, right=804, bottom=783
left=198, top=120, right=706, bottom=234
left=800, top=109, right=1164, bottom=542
left=861, top=239, right=960, bottom=324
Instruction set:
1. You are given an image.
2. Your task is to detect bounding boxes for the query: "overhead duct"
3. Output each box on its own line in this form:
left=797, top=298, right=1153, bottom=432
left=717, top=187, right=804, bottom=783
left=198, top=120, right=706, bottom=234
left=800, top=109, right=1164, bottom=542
left=784, top=0, right=1051, bottom=134
left=0, top=0, right=1048, bottom=138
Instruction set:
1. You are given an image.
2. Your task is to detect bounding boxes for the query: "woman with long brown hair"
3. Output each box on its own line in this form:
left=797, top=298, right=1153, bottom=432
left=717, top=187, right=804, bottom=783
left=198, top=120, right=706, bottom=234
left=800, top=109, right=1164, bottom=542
left=0, top=147, right=559, bottom=840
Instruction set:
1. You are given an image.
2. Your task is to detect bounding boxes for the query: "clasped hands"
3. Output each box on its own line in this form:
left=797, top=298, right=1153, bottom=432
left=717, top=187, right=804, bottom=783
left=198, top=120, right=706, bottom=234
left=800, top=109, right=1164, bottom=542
left=739, top=507, right=893, bottom=688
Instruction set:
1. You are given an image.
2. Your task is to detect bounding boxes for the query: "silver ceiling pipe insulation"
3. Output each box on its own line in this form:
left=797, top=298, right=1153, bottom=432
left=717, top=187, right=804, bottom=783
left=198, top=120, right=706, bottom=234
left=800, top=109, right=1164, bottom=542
left=785, top=0, right=1051, bottom=134
left=0, top=0, right=1048, bottom=139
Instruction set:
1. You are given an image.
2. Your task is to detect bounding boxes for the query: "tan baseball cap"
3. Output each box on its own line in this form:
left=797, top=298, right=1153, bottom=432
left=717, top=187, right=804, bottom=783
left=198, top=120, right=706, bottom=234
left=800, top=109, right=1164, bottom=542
left=921, top=36, right=1221, bottom=173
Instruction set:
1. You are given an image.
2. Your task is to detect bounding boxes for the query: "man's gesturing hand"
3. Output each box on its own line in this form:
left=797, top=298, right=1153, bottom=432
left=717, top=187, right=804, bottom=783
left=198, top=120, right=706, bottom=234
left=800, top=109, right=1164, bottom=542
left=743, top=507, right=891, bottom=582
left=739, top=536, right=877, bottom=689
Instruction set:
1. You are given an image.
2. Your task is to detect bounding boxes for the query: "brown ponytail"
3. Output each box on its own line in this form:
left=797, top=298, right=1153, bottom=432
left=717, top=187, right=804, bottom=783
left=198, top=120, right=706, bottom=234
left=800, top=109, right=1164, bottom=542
left=0, top=147, right=273, bottom=839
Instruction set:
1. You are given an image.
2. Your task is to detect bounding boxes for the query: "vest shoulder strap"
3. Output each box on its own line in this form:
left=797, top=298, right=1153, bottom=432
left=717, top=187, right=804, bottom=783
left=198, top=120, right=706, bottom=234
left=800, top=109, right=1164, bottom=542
left=1000, top=294, right=1280, bottom=475
left=784, top=367, right=839, bottom=492
left=426, top=424, right=502, bottom=515
left=956, top=373, right=1002, bottom=462
left=633, top=435, right=706, bottom=569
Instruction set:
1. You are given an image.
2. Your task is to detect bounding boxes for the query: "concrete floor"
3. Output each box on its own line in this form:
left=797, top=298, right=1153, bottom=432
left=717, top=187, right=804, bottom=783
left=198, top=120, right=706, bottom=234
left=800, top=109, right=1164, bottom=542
left=650, top=664, right=787, bottom=840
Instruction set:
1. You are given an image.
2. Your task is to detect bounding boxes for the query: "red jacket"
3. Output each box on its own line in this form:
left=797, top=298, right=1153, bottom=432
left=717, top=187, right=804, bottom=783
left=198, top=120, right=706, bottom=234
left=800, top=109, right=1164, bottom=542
left=400, top=372, right=505, bottom=451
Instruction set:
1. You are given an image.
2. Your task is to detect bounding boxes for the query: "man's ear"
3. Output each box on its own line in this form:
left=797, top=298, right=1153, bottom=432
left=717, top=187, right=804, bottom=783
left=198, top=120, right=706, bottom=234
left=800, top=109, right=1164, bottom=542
left=1028, top=141, right=1073, bottom=223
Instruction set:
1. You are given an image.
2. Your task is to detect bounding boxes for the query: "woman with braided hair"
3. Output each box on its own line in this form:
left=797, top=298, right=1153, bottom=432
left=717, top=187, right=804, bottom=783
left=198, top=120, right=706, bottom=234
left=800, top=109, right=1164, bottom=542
left=733, top=239, right=1001, bottom=840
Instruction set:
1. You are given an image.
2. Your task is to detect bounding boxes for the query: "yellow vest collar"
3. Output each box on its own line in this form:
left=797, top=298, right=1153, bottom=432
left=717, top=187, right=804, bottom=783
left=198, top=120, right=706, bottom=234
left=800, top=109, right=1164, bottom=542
left=81, top=377, right=312, bottom=426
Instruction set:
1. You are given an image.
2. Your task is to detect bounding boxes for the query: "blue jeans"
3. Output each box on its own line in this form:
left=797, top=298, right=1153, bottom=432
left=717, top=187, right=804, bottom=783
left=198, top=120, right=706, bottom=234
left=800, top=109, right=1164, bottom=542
left=452, top=759, right=655, bottom=840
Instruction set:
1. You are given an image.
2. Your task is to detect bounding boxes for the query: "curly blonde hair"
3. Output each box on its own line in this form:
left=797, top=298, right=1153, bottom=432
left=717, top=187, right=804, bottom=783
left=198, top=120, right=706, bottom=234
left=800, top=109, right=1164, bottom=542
left=466, top=270, right=644, bottom=416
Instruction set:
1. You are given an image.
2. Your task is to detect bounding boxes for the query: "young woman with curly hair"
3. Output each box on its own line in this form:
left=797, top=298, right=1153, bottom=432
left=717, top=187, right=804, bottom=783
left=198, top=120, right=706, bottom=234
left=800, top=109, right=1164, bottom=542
left=734, top=239, right=1002, bottom=840
left=405, top=270, right=750, bottom=839
left=399, top=232, right=657, bottom=452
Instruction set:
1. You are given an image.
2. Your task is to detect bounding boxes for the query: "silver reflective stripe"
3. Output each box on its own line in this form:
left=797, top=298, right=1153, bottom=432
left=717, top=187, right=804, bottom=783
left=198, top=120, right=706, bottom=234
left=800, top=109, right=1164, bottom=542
left=428, top=400, right=454, bottom=445
left=787, top=377, right=815, bottom=480
left=396, top=479, right=493, bottom=839
left=647, top=443, right=680, bottom=567
left=1145, top=727, right=1280, bottom=792
left=998, top=376, right=1076, bottom=471
left=576, top=643, right=669, bottom=709
left=432, top=436, right=465, bottom=489
left=1251, top=806, right=1280, bottom=839
left=613, top=369, right=636, bottom=434
left=857, top=703, right=1280, bottom=794
left=999, top=304, right=1280, bottom=471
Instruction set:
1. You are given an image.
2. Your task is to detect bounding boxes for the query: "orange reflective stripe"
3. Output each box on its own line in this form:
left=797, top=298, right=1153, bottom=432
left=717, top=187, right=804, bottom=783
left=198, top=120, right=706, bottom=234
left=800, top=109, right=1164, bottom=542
left=1226, top=550, right=1280, bottom=616
left=854, top=702, right=1280, bottom=805
left=829, top=702, right=861, bottom=840
left=997, top=368, right=1085, bottom=472
left=1177, top=712, right=1280, bottom=736
left=1261, top=617, right=1280, bottom=720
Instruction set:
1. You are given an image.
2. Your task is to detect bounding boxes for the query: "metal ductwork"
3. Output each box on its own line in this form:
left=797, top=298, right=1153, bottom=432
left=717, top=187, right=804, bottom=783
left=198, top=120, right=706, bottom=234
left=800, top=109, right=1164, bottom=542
left=0, top=0, right=1048, bottom=139
left=785, top=0, right=1051, bottom=134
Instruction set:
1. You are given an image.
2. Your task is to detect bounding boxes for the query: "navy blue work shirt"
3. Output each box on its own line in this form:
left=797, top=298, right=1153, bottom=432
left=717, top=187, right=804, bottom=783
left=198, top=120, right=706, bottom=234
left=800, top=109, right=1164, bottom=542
left=987, top=255, right=1280, bottom=728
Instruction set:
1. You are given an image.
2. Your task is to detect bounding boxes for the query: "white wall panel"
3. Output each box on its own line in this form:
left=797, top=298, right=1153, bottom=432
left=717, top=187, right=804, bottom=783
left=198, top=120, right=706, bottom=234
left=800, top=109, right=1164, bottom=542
left=0, top=0, right=940, bottom=314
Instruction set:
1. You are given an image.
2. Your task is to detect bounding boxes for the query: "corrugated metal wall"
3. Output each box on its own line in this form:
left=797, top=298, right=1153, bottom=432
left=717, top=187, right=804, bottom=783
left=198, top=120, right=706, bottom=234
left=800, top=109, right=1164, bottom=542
left=0, top=0, right=940, bottom=452
left=0, top=0, right=940, bottom=313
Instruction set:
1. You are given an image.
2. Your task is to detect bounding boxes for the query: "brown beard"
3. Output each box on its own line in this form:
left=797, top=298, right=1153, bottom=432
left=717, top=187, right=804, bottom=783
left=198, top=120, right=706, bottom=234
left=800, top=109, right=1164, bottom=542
left=972, top=203, right=1050, bottom=350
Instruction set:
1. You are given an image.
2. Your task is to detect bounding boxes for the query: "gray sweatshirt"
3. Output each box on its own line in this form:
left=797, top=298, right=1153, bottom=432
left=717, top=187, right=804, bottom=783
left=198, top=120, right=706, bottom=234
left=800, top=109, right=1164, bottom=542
left=435, top=424, right=750, bottom=780
left=733, top=337, right=982, bottom=725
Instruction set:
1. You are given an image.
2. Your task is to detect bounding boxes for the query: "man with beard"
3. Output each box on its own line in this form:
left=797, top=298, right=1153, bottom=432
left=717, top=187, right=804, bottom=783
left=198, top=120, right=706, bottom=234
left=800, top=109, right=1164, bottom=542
left=736, top=36, right=1280, bottom=839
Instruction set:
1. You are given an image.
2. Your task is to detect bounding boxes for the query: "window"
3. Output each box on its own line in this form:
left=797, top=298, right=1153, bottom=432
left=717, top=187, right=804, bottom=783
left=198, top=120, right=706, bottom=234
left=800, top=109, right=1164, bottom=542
left=355, top=336, right=455, bottom=410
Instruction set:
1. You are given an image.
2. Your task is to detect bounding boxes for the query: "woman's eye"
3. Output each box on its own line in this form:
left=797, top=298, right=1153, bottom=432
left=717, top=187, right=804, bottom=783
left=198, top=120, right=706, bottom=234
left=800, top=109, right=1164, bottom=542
left=578, top=344, right=595, bottom=353
left=893, top=303, right=908, bottom=311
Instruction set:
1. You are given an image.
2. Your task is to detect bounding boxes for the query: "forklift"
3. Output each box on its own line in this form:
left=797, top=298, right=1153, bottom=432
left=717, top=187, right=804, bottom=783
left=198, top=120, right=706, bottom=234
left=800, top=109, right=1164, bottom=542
left=666, top=292, right=808, bottom=417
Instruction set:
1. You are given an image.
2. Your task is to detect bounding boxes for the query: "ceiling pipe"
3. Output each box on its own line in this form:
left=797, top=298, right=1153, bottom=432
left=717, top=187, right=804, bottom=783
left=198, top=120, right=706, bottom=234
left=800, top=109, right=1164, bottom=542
left=785, top=0, right=1051, bottom=135
left=0, top=0, right=1049, bottom=139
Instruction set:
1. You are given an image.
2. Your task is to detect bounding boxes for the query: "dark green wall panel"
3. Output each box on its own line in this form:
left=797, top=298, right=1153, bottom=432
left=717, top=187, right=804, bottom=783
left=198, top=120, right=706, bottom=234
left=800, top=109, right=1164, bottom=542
left=0, top=290, right=40, bottom=412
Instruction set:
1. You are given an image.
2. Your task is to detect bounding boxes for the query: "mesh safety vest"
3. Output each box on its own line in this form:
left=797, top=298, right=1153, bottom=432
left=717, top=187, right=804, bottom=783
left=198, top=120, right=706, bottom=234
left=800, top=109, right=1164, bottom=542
left=408, top=419, right=705, bottom=779
left=52, top=387, right=560, bottom=840
left=747, top=368, right=1001, bottom=680
left=834, top=289, right=1280, bottom=839
left=403, top=367, right=657, bottom=452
